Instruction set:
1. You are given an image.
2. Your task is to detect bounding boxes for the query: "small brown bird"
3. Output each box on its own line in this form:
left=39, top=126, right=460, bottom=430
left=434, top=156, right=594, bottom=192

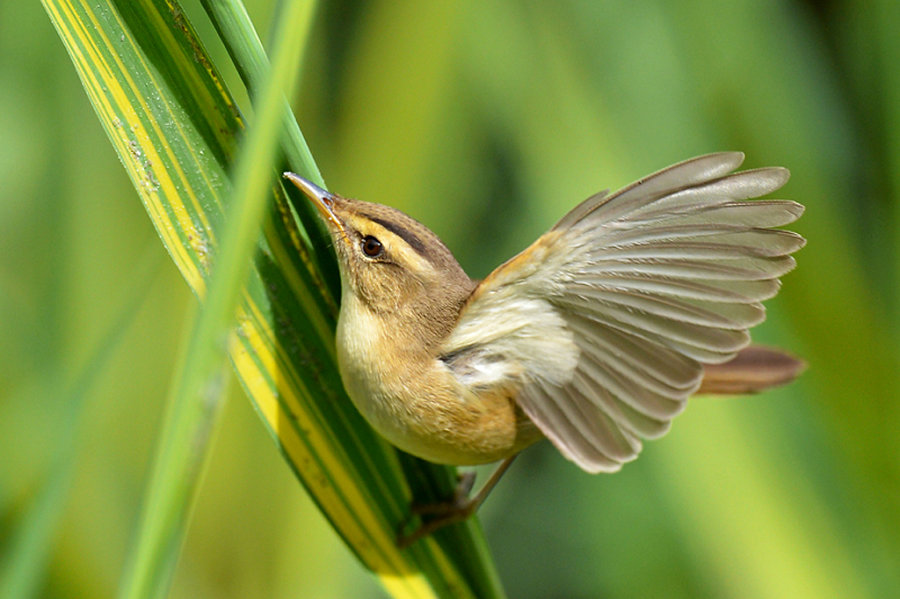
left=284, top=153, right=805, bottom=545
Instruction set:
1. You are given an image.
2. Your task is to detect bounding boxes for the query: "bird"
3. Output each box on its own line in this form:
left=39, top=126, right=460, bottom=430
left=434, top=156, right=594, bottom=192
left=283, top=152, right=805, bottom=546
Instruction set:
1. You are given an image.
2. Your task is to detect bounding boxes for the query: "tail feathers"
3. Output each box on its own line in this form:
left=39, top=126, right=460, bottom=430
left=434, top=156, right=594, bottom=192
left=698, top=345, right=806, bottom=395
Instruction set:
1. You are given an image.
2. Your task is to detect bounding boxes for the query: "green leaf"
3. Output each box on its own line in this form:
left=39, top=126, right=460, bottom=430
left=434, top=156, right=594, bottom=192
left=41, top=0, right=505, bottom=597
left=117, top=2, right=317, bottom=597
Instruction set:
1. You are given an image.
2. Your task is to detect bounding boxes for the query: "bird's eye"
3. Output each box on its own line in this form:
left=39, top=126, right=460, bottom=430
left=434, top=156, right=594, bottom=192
left=361, top=235, right=383, bottom=258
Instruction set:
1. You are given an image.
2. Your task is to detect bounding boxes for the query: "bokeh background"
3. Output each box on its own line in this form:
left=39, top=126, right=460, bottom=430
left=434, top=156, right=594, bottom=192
left=3, top=1, right=899, bottom=597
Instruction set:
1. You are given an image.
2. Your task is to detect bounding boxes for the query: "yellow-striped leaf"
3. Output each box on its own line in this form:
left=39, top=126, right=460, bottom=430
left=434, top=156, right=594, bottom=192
left=41, top=0, right=505, bottom=597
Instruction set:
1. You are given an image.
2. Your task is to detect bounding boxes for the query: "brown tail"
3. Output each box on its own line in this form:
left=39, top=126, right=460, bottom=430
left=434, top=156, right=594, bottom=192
left=697, top=345, right=806, bottom=395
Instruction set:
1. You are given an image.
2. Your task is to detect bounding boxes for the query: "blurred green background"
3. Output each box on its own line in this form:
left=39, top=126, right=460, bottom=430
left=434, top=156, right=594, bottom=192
left=2, top=1, right=899, bottom=597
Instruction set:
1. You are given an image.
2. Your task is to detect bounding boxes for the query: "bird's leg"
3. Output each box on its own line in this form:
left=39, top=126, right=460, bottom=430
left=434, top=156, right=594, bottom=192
left=397, top=455, right=518, bottom=548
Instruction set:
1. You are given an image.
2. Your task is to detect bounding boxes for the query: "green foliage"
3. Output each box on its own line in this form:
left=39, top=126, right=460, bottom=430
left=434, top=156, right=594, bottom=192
left=31, top=1, right=505, bottom=598
left=1, top=1, right=898, bottom=598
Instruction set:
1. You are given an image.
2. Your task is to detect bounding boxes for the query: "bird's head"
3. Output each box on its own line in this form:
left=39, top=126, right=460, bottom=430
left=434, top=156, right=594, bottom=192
left=284, top=173, right=475, bottom=346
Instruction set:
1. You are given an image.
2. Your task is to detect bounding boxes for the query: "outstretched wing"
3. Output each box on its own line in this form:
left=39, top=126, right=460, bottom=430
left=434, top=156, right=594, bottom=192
left=440, top=153, right=805, bottom=473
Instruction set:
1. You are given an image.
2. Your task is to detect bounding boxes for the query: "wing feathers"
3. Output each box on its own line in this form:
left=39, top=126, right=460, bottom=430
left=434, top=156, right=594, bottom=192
left=554, top=153, right=748, bottom=229
left=579, top=354, right=685, bottom=420
left=620, top=168, right=790, bottom=221
left=519, top=385, right=627, bottom=472
left=561, top=294, right=751, bottom=356
left=573, top=371, right=671, bottom=439
left=587, top=255, right=797, bottom=280
left=628, top=200, right=803, bottom=228
left=591, top=228, right=806, bottom=257
left=565, top=314, right=700, bottom=393
left=443, top=153, right=804, bottom=472
left=566, top=284, right=765, bottom=329
left=564, top=384, right=641, bottom=459
left=575, top=274, right=782, bottom=303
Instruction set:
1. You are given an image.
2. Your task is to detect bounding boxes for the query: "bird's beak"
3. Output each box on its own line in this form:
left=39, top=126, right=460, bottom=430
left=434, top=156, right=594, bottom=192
left=282, top=172, right=346, bottom=234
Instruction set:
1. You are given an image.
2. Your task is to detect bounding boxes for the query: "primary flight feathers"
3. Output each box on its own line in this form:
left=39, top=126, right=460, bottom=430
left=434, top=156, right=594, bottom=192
left=441, top=152, right=805, bottom=472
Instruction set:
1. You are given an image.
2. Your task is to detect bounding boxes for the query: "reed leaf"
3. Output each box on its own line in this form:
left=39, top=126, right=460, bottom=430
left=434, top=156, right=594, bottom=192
left=41, top=0, right=504, bottom=597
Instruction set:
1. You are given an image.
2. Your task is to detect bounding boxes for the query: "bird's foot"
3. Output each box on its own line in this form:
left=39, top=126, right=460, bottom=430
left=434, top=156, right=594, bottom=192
left=396, top=456, right=518, bottom=548
left=396, top=471, right=479, bottom=548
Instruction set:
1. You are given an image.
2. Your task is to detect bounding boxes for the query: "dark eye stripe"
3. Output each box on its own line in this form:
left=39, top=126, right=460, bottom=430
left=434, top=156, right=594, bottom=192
left=367, top=215, right=428, bottom=256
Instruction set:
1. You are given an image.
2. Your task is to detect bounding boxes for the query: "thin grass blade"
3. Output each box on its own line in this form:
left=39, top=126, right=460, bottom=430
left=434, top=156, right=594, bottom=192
left=41, top=0, right=505, bottom=597
left=116, top=2, right=314, bottom=597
